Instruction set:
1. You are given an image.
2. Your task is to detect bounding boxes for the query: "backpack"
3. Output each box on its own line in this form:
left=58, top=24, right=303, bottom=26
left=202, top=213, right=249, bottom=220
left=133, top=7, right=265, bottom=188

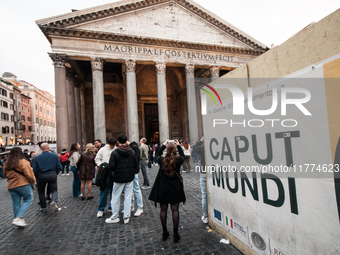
left=95, top=163, right=109, bottom=187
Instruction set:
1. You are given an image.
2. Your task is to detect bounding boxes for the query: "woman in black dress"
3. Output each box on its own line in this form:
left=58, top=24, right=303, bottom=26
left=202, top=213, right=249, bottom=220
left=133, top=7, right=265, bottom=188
left=149, top=139, right=185, bottom=243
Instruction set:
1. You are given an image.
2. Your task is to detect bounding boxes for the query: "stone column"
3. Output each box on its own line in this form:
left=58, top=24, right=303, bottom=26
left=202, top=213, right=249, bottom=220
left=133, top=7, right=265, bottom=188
left=90, top=58, right=106, bottom=143
left=49, top=53, right=69, bottom=154
left=74, top=84, right=82, bottom=148
left=185, top=64, right=199, bottom=143
left=66, top=69, right=77, bottom=145
left=125, top=60, right=139, bottom=142
left=80, top=85, right=86, bottom=152
left=155, top=63, right=169, bottom=143
left=210, top=66, right=220, bottom=81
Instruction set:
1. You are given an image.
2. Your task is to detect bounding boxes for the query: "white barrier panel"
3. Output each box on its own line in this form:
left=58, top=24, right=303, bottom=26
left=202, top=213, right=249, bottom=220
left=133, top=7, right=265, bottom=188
left=203, top=55, right=340, bottom=255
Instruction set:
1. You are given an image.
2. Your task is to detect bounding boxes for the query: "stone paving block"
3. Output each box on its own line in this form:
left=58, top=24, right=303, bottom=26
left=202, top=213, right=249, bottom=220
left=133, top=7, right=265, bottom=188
left=0, top=163, right=242, bottom=254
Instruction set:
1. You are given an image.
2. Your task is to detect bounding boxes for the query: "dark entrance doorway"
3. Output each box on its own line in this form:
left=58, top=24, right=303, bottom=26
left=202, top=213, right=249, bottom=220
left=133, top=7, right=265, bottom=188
left=144, top=103, right=159, bottom=145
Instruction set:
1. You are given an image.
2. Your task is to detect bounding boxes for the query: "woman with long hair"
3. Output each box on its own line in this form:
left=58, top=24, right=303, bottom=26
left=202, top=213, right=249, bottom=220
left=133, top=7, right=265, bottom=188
left=69, top=143, right=81, bottom=197
left=3, top=147, right=36, bottom=227
left=181, top=141, right=191, bottom=173
left=149, top=139, right=185, bottom=243
left=77, top=143, right=96, bottom=200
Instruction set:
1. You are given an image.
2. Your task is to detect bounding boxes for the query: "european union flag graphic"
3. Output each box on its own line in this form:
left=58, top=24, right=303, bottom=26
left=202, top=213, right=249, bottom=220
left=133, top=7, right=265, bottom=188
left=214, top=209, right=222, bottom=221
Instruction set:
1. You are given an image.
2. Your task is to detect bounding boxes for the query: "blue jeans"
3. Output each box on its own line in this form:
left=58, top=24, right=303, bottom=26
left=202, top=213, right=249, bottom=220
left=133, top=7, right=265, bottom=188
left=110, top=181, right=133, bottom=219
left=98, top=185, right=112, bottom=212
left=71, top=166, right=81, bottom=197
left=9, top=184, right=34, bottom=218
left=61, top=161, right=70, bottom=174
left=131, top=174, right=143, bottom=210
left=200, top=174, right=208, bottom=218
left=140, top=163, right=149, bottom=186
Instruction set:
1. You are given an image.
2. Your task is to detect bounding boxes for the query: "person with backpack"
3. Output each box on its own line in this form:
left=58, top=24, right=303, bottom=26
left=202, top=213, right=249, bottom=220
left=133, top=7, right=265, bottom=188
left=139, top=138, right=150, bottom=189
left=95, top=137, right=116, bottom=218
left=59, top=148, right=70, bottom=176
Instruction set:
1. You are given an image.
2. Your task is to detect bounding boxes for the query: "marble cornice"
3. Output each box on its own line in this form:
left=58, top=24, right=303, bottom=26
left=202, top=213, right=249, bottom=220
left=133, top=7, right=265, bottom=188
left=37, top=0, right=268, bottom=52
left=40, top=27, right=266, bottom=56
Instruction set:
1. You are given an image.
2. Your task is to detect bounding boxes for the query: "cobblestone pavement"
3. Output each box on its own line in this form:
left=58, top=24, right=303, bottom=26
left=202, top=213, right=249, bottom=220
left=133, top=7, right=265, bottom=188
left=0, top=163, right=242, bottom=255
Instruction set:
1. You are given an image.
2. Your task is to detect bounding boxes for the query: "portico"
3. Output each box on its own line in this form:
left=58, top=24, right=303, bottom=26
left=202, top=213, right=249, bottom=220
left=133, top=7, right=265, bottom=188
left=37, top=0, right=267, bottom=152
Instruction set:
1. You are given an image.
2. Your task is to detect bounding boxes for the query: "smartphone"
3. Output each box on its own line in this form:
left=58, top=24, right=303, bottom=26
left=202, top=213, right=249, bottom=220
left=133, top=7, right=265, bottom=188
left=168, top=140, right=175, bottom=143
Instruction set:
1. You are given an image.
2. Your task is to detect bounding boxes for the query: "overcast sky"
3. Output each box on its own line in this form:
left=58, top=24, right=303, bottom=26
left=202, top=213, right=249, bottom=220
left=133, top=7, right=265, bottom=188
left=0, top=0, right=338, bottom=96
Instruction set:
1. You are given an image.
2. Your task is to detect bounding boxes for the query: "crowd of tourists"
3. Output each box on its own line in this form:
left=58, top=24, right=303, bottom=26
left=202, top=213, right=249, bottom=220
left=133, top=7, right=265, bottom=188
left=1, top=134, right=207, bottom=243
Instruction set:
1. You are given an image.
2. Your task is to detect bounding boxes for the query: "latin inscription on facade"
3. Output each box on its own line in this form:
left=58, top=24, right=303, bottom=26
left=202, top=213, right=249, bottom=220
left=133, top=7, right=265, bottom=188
left=104, top=44, right=235, bottom=63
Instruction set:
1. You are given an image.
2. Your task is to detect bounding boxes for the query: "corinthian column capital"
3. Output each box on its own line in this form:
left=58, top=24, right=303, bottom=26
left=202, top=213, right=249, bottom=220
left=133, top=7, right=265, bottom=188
left=48, top=53, right=67, bottom=68
left=125, top=60, right=136, bottom=73
left=185, top=64, right=195, bottom=76
left=90, top=58, right=104, bottom=71
left=155, top=63, right=166, bottom=75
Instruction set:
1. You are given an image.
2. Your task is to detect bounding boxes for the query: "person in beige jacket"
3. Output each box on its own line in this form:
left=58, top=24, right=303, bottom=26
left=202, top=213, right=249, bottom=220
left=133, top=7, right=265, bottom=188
left=4, top=147, right=36, bottom=227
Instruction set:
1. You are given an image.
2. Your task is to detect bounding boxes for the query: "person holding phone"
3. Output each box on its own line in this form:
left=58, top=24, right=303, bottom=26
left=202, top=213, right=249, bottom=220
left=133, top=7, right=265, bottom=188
left=149, top=139, right=185, bottom=243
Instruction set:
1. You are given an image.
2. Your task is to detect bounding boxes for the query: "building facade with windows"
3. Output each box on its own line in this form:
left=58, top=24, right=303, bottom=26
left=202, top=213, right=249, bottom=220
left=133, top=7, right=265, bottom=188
left=13, top=86, right=23, bottom=144
left=20, top=93, right=32, bottom=144
left=19, top=81, right=56, bottom=144
left=0, top=77, right=15, bottom=145
left=3, top=73, right=56, bottom=144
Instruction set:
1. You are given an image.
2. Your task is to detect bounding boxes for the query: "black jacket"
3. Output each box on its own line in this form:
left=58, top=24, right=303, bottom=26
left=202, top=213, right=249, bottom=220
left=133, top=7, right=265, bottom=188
left=149, top=144, right=186, bottom=205
left=129, top=141, right=140, bottom=174
left=109, top=146, right=137, bottom=183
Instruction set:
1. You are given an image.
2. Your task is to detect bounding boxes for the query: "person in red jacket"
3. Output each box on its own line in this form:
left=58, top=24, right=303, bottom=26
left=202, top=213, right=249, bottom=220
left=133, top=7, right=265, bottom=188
left=59, top=149, right=70, bottom=176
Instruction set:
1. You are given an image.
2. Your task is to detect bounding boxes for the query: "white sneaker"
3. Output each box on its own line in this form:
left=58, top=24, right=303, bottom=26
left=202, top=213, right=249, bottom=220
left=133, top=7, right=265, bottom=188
left=201, top=216, right=208, bottom=224
left=141, top=185, right=150, bottom=190
left=61, top=174, right=65, bottom=176
left=105, top=217, right=119, bottom=224
left=134, top=209, right=143, bottom=217
left=124, top=218, right=130, bottom=224
left=50, top=201, right=59, bottom=212
left=66, top=173, right=70, bottom=176
left=97, top=211, right=103, bottom=218
left=182, top=170, right=186, bottom=173
left=12, top=218, right=27, bottom=227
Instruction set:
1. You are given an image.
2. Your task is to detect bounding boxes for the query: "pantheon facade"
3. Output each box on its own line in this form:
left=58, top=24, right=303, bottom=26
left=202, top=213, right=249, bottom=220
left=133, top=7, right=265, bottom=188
left=37, top=0, right=267, bottom=152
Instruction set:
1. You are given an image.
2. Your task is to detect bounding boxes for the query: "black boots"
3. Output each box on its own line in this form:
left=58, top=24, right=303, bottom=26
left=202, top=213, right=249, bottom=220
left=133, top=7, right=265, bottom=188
left=173, top=228, right=180, bottom=243
left=162, top=226, right=170, bottom=241
left=162, top=228, right=180, bottom=243
left=162, top=231, right=170, bottom=241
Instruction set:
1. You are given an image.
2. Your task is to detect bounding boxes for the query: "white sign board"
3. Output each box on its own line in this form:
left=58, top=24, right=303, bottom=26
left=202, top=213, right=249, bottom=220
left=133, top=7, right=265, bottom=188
left=203, top=55, right=340, bottom=255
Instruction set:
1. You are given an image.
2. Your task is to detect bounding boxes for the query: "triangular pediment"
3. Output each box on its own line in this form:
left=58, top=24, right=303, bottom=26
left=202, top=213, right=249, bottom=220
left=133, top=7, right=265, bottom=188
left=36, top=0, right=267, bottom=51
